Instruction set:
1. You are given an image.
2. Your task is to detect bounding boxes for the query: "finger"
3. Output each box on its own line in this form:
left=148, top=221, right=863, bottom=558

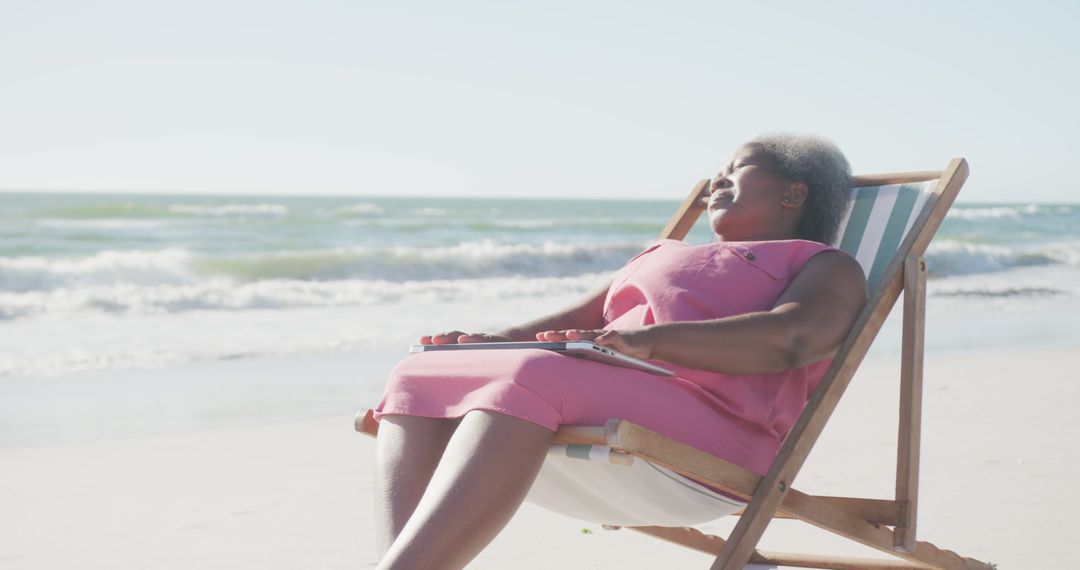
left=592, top=330, right=618, bottom=346
left=419, top=335, right=433, bottom=345
left=458, top=334, right=491, bottom=343
left=565, top=329, right=600, bottom=340
left=432, top=330, right=466, bottom=345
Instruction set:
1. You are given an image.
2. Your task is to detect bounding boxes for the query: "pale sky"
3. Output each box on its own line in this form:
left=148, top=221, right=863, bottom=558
left=1, top=1, right=1077, bottom=202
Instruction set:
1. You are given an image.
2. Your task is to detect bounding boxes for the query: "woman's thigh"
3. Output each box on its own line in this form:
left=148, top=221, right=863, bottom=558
left=378, top=349, right=746, bottom=460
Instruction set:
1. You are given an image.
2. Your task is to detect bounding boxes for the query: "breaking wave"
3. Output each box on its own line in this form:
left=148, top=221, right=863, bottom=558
left=0, top=273, right=607, bottom=320
left=0, top=241, right=642, bottom=294
left=924, top=240, right=1080, bottom=277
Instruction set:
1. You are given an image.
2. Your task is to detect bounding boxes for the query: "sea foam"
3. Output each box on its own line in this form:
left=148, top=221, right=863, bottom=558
left=925, top=240, right=1080, bottom=276
left=0, top=249, right=198, bottom=292
left=0, top=273, right=608, bottom=320
left=0, top=241, right=644, bottom=293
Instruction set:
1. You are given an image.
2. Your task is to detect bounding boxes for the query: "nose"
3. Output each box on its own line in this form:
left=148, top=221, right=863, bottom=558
left=710, top=176, right=732, bottom=194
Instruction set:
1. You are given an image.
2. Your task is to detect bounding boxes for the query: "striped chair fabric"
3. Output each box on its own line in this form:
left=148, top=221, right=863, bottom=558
left=524, top=179, right=941, bottom=527
left=834, top=180, right=938, bottom=290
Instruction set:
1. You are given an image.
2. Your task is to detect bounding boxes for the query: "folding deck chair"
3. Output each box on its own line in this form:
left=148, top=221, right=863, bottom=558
left=356, top=158, right=995, bottom=569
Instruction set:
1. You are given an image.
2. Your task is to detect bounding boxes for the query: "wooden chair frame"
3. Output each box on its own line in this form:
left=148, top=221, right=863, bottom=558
left=357, top=159, right=996, bottom=569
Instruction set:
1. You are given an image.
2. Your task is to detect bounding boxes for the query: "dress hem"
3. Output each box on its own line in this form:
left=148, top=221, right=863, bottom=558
left=373, top=405, right=560, bottom=432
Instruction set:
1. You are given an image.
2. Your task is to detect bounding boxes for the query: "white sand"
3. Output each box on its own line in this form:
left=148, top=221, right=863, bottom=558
left=3, top=345, right=1078, bottom=568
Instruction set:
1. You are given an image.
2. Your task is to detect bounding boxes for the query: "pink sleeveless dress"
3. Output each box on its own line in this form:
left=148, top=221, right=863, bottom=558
left=373, top=239, right=837, bottom=475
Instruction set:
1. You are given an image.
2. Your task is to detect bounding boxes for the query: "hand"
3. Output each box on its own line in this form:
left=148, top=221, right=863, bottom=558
left=419, top=331, right=514, bottom=345
left=535, top=327, right=655, bottom=360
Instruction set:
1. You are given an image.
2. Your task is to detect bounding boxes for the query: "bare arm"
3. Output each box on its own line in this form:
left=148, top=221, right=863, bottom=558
left=543, top=251, right=868, bottom=374
left=420, top=278, right=612, bottom=345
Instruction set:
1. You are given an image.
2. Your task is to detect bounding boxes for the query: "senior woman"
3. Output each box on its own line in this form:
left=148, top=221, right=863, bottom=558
left=370, top=134, right=867, bottom=570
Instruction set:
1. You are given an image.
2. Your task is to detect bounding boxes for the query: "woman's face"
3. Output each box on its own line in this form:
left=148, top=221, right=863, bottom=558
left=706, top=144, right=800, bottom=241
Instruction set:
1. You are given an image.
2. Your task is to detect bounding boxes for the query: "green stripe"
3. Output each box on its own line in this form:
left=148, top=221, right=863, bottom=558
left=565, top=444, right=591, bottom=461
left=837, top=186, right=880, bottom=255
left=866, top=185, right=920, bottom=289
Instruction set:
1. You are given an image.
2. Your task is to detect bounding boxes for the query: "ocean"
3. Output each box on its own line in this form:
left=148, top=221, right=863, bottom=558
left=2, top=192, right=1078, bottom=378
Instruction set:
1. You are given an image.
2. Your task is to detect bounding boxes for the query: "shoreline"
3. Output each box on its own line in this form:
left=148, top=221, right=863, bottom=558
left=1, top=332, right=1076, bottom=448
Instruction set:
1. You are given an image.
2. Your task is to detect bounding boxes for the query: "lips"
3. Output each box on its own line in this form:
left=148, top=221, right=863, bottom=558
left=708, top=192, right=734, bottom=209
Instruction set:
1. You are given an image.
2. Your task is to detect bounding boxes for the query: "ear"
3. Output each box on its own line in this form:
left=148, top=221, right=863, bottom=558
left=780, top=181, right=808, bottom=209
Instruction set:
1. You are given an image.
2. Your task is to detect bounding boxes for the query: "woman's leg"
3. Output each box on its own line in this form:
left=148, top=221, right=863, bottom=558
left=373, top=414, right=461, bottom=556
left=377, top=409, right=555, bottom=570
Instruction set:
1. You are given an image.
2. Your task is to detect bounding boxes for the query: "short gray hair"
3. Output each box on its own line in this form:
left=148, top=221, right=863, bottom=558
left=750, top=134, right=852, bottom=245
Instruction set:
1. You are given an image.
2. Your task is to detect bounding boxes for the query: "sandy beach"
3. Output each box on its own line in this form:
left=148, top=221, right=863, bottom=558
left=3, top=343, right=1077, bottom=569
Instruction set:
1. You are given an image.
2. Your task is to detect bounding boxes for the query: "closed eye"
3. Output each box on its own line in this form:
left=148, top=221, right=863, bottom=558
left=720, top=163, right=745, bottom=178
left=715, top=163, right=736, bottom=179
left=712, top=161, right=749, bottom=189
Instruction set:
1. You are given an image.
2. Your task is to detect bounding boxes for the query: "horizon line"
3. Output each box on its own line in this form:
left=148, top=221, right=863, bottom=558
left=1, top=187, right=1074, bottom=206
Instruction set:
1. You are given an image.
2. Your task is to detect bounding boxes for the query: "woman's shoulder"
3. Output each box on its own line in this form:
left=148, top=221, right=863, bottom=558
left=720, top=239, right=852, bottom=280
left=788, top=245, right=868, bottom=297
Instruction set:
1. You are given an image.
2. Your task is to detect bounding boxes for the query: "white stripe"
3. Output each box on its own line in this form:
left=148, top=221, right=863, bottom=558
left=589, top=445, right=609, bottom=463
left=853, top=186, right=900, bottom=276
left=901, top=180, right=935, bottom=241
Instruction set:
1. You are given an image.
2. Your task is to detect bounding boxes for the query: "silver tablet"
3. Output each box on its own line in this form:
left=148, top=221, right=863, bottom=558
left=409, top=340, right=675, bottom=377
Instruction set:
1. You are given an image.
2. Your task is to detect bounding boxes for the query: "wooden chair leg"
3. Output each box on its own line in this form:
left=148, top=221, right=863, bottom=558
left=895, top=256, right=926, bottom=552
